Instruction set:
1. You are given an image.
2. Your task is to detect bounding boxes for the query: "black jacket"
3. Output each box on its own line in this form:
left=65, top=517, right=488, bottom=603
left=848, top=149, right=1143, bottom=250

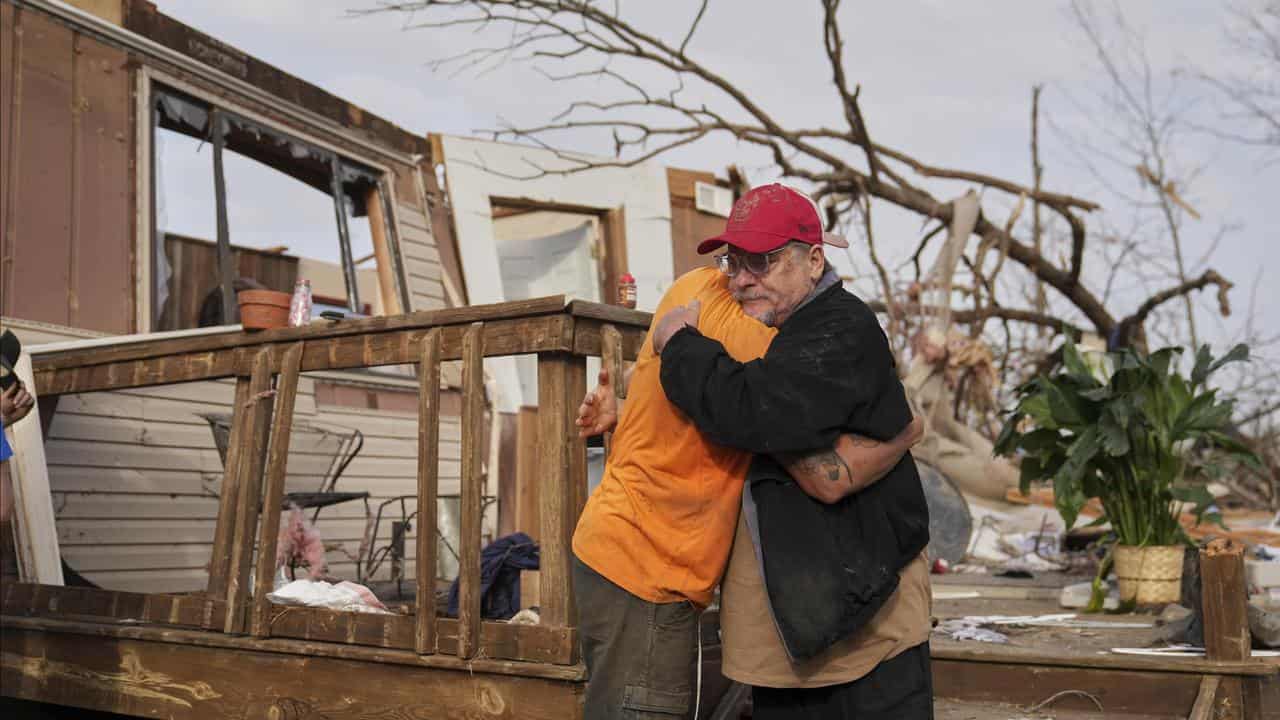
left=659, top=282, right=930, bottom=660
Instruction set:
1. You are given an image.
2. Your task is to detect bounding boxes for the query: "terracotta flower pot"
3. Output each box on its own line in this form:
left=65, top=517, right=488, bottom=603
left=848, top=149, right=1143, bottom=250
left=237, top=289, right=291, bottom=330
left=1113, top=544, right=1184, bottom=606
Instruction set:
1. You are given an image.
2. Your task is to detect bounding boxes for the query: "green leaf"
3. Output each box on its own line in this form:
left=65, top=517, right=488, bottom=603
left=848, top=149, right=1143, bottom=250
left=1147, top=347, right=1181, bottom=380
left=1020, top=393, right=1056, bottom=430
left=1099, top=413, right=1130, bottom=456
left=1081, top=386, right=1112, bottom=401
left=1018, top=456, right=1046, bottom=495
left=1170, top=483, right=1214, bottom=509
left=1206, top=343, right=1250, bottom=381
left=1062, top=338, right=1099, bottom=387
left=1045, top=379, right=1090, bottom=427
left=1052, top=426, right=1102, bottom=530
left=1191, top=345, right=1213, bottom=387
left=993, top=412, right=1023, bottom=456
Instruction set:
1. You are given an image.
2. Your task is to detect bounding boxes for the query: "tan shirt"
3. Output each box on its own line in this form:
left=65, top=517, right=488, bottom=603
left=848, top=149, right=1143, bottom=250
left=719, top=512, right=932, bottom=688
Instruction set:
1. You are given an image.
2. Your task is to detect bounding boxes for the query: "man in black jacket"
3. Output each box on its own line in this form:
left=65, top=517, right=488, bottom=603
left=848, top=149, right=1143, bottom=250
left=652, top=183, right=932, bottom=719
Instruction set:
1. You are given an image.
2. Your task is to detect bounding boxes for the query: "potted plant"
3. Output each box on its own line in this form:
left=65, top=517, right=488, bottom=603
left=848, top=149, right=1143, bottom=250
left=994, top=339, right=1259, bottom=607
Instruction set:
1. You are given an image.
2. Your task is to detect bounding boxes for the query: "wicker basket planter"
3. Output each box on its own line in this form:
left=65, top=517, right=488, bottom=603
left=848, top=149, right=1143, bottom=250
left=1113, top=544, right=1184, bottom=605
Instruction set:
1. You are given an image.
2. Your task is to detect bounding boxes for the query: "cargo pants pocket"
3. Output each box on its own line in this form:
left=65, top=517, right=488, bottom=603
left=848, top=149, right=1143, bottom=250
left=620, top=600, right=696, bottom=718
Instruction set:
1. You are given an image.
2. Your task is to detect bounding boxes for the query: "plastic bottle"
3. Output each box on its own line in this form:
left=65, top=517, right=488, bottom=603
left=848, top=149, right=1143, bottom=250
left=288, top=279, right=313, bottom=327
left=617, top=272, right=637, bottom=309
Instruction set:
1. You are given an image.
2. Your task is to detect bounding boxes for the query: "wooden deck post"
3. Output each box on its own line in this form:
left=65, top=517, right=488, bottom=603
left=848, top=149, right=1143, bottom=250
left=250, top=342, right=304, bottom=638
left=536, top=351, right=587, bottom=628
left=415, top=330, right=442, bottom=655
left=599, top=323, right=624, bottom=458
left=457, top=323, right=485, bottom=659
left=207, top=376, right=252, bottom=608
left=224, top=349, right=275, bottom=634
left=1200, top=538, right=1258, bottom=720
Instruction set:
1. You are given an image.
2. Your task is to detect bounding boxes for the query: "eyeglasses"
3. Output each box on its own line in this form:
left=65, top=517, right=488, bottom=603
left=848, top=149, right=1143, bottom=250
left=714, top=246, right=789, bottom=278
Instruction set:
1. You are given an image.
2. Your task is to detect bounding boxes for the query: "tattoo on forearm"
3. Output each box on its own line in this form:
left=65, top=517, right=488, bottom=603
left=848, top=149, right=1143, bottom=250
left=790, top=450, right=853, bottom=486
left=849, top=436, right=882, bottom=448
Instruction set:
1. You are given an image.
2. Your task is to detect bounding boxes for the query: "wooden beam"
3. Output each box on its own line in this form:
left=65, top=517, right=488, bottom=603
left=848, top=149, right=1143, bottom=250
left=210, top=108, right=235, bottom=325
left=457, top=322, right=485, bottom=659
left=571, top=316, right=647, bottom=361
left=365, top=185, right=403, bottom=316
left=1, top=614, right=586, bottom=681
left=415, top=329, right=442, bottom=655
left=4, top=354, right=63, bottom=584
left=515, top=407, right=540, bottom=541
left=0, top=624, right=583, bottom=719
left=223, top=349, right=274, bottom=634
left=1201, top=538, right=1256, bottom=720
left=250, top=341, right=304, bottom=637
left=536, top=352, right=588, bottom=628
left=255, top=604, right=577, bottom=665
left=34, top=314, right=577, bottom=395
left=601, top=206, right=628, bottom=310
left=35, top=296, right=573, bottom=371
left=206, top=375, right=250, bottom=602
left=600, top=323, right=624, bottom=457
left=1190, top=675, right=1222, bottom=720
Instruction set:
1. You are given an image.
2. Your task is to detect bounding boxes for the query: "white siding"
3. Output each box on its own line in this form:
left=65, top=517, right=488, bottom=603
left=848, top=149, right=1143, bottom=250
left=46, top=375, right=469, bottom=594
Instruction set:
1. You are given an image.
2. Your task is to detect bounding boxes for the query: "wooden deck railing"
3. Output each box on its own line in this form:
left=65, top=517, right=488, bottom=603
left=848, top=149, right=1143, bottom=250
left=8, top=296, right=649, bottom=668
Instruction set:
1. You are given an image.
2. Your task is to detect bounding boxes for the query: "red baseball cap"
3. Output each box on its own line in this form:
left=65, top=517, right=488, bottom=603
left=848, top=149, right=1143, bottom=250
left=697, top=183, right=849, bottom=255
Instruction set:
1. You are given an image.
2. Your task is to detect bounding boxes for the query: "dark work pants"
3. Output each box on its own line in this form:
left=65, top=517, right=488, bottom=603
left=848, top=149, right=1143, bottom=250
left=573, top=554, right=698, bottom=719
left=751, top=642, right=933, bottom=720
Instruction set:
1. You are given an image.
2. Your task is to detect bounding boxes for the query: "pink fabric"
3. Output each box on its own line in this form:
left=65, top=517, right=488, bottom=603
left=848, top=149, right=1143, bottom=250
left=277, top=505, right=327, bottom=579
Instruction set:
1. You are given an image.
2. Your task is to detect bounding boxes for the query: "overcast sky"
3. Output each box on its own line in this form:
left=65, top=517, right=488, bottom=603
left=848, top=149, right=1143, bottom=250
left=157, top=0, right=1277, bottom=358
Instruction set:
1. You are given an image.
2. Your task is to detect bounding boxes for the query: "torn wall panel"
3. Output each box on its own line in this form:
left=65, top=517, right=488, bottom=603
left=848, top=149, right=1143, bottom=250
left=439, top=134, right=673, bottom=410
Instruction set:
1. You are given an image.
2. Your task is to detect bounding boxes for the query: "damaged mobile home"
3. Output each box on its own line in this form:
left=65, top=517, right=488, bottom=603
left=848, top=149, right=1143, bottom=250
left=3, top=1, right=1279, bottom=718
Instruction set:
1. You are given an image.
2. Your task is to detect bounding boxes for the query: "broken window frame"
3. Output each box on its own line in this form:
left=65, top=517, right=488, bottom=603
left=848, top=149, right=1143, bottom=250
left=144, top=77, right=410, bottom=331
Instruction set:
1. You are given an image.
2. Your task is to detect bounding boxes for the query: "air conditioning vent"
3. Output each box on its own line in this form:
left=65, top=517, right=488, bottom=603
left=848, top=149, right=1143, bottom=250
left=694, top=181, right=733, bottom=218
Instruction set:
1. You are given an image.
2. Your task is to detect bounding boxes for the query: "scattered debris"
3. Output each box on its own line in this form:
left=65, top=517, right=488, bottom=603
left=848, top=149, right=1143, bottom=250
left=1109, top=644, right=1280, bottom=658
left=268, top=578, right=392, bottom=615
left=1059, top=580, right=1119, bottom=610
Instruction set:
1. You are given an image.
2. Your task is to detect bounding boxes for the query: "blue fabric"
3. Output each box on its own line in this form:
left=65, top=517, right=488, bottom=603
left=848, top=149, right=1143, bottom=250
left=446, top=532, right=540, bottom=620
left=0, top=417, right=10, bottom=462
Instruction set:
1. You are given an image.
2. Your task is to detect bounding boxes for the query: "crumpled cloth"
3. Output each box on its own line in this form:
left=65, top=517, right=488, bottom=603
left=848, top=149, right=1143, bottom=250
left=447, top=532, right=539, bottom=620
left=268, top=579, right=391, bottom=615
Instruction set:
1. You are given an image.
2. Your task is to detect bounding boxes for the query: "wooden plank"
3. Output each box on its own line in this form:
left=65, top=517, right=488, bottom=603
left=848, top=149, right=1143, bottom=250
left=565, top=299, right=651, bottom=329
left=496, top=411, right=518, bottom=537
left=7, top=9, right=72, bottom=327
left=365, top=186, right=403, bottom=316
left=1191, top=675, right=1222, bottom=720
left=457, top=322, right=485, bottom=659
left=256, top=604, right=575, bottom=665
left=599, top=323, right=624, bottom=457
left=536, top=352, right=588, bottom=628
left=69, top=31, right=132, bottom=334
left=251, top=342, right=304, bottom=637
left=931, top=656, right=1204, bottom=716
left=515, top=407, right=540, bottom=541
left=1202, top=538, right=1255, bottom=720
left=223, top=350, right=274, bottom=634
left=0, top=4, right=14, bottom=272
left=4, top=354, right=64, bottom=584
left=600, top=206, right=628, bottom=310
left=34, top=314, right=576, bottom=394
left=35, top=295, right=571, bottom=371
left=206, top=376, right=251, bottom=599
left=1, top=623, right=584, bottom=719
left=0, top=583, right=225, bottom=630
left=572, top=317, right=647, bottom=361
left=931, top=644, right=1278, bottom=677
left=415, top=329, right=441, bottom=654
